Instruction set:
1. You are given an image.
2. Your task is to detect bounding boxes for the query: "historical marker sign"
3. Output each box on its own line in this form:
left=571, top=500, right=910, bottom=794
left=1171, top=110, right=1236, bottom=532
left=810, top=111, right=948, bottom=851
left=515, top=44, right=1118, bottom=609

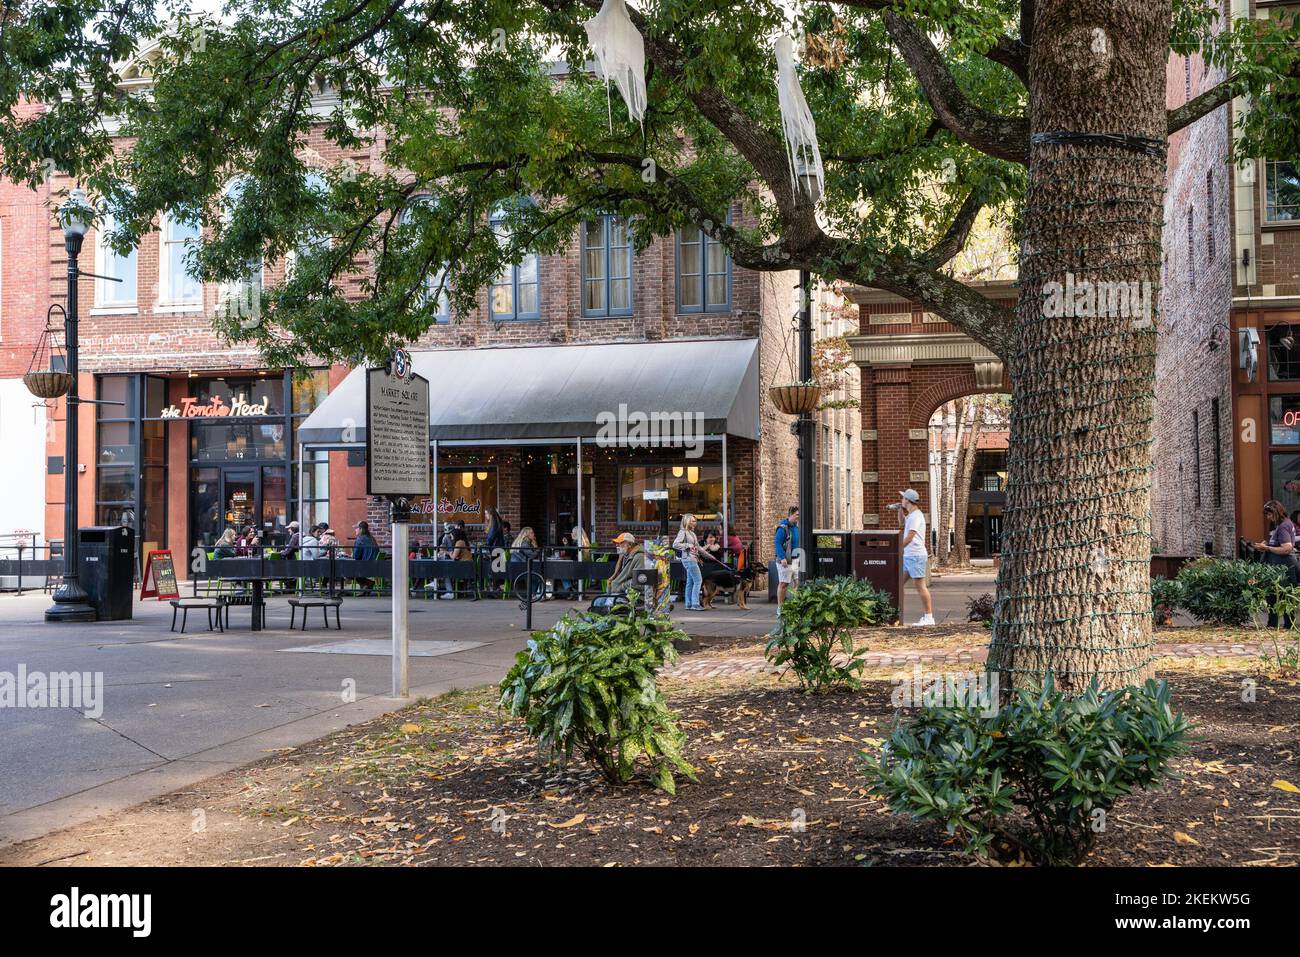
left=366, top=365, right=430, bottom=498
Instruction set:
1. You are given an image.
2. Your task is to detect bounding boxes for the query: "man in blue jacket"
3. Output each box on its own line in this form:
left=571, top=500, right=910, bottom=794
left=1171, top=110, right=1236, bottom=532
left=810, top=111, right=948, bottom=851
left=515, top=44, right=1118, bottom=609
left=773, top=506, right=800, bottom=606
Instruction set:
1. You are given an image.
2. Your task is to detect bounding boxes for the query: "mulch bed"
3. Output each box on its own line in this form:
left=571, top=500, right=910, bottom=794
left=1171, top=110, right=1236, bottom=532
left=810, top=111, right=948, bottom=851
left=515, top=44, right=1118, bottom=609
left=3, top=634, right=1296, bottom=867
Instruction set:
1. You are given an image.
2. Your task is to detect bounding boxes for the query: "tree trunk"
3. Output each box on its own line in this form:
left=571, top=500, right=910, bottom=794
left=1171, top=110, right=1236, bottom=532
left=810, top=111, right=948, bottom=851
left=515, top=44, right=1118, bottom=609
left=952, top=396, right=983, bottom=567
left=937, top=401, right=957, bottom=566
left=988, top=0, right=1166, bottom=693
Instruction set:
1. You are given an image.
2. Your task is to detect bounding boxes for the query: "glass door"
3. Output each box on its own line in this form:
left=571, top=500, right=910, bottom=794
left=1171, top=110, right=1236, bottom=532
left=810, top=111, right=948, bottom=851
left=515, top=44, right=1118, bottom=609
left=221, top=467, right=259, bottom=543
left=261, top=466, right=288, bottom=547
left=191, top=467, right=222, bottom=551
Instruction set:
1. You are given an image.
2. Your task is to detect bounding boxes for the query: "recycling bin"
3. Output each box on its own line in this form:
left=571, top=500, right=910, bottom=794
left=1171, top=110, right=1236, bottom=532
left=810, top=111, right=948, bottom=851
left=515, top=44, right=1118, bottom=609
left=850, top=529, right=902, bottom=623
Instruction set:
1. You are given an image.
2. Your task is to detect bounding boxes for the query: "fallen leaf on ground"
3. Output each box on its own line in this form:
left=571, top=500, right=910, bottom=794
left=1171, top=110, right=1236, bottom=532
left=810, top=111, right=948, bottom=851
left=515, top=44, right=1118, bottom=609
left=546, top=814, right=587, bottom=829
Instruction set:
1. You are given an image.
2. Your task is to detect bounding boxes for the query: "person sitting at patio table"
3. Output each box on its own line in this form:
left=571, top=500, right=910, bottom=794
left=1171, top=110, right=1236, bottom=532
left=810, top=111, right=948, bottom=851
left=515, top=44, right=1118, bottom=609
left=282, top=521, right=302, bottom=557
left=213, top=528, right=238, bottom=559
left=350, top=521, right=380, bottom=596
left=511, top=526, right=539, bottom=558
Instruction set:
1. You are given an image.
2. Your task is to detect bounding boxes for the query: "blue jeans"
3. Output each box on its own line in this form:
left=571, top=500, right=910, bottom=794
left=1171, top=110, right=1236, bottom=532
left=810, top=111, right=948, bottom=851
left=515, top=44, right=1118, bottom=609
left=684, top=560, right=702, bottom=609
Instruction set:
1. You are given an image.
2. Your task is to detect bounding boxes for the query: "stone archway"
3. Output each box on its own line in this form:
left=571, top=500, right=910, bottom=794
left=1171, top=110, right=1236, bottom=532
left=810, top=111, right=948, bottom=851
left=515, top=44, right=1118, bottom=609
left=845, top=281, right=1015, bottom=527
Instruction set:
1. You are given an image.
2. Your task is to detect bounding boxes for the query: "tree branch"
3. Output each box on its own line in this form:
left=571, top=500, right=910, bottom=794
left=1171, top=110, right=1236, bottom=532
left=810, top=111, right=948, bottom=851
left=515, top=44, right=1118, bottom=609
left=919, top=190, right=983, bottom=267
left=1168, top=77, right=1235, bottom=135
left=883, top=11, right=1029, bottom=164
left=582, top=149, right=1014, bottom=359
left=985, top=34, right=1028, bottom=85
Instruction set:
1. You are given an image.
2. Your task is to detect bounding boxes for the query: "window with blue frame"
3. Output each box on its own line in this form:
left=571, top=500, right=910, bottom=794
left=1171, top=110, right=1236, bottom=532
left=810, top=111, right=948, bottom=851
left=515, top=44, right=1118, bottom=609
left=490, top=205, right=540, bottom=321
left=582, top=214, right=633, bottom=317
left=676, top=222, right=730, bottom=313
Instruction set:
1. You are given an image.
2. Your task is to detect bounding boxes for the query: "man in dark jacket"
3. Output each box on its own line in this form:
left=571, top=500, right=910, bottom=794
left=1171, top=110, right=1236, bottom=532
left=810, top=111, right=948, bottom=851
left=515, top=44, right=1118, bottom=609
left=352, top=521, right=380, bottom=595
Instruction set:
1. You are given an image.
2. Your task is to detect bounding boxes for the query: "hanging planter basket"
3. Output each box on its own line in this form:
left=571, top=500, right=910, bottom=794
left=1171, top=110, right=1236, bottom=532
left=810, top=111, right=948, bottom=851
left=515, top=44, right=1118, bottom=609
left=24, top=309, right=72, bottom=400
left=23, top=370, right=73, bottom=399
left=769, top=383, right=822, bottom=415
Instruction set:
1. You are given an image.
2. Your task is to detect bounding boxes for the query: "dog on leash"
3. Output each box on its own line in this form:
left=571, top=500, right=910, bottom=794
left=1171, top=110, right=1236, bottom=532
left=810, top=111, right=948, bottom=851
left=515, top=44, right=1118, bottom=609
left=701, top=563, right=766, bottom=610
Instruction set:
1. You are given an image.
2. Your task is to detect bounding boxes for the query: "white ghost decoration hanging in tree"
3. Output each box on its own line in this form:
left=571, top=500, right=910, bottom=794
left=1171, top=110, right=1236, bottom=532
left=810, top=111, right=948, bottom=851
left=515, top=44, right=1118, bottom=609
left=584, top=0, right=647, bottom=130
left=774, top=34, right=824, bottom=202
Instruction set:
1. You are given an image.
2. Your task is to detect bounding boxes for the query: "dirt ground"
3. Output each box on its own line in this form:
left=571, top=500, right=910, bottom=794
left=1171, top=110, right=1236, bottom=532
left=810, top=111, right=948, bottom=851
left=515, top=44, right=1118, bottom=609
left=3, top=628, right=1297, bottom=868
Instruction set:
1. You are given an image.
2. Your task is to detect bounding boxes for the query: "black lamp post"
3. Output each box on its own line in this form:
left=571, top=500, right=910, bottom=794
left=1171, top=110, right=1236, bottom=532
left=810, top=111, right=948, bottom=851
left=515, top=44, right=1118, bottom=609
left=46, top=187, right=96, bottom=623
left=797, top=269, right=818, bottom=580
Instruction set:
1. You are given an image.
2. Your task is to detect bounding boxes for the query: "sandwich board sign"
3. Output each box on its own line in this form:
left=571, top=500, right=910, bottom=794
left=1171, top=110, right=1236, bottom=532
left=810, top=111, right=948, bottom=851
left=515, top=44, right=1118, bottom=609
left=366, top=351, right=431, bottom=498
left=140, top=549, right=180, bottom=600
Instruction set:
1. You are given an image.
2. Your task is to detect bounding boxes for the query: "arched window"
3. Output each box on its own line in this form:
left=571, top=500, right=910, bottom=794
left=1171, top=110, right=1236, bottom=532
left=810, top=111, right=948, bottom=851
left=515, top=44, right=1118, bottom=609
left=489, top=203, right=540, bottom=321
left=158, top=210, right=201, bottom=307
left=219, top=177, right=263, bottom=316
left=286, top=171, right=331, bottom=278
left=582, top=214, right=633, bottom=317
left=399, top=198, right=451, bottom=322
left=94, top=204, right=137, bottom=310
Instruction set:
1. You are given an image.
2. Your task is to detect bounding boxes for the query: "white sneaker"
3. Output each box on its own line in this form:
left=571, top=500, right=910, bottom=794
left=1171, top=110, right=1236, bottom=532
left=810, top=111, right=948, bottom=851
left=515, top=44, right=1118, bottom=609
left=911, top=614, right=936, bottom=627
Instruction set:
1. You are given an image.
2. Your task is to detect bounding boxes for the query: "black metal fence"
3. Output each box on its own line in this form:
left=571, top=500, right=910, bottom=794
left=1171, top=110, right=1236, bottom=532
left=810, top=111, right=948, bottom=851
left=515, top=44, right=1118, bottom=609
left=194, top=544, right=688, bottom=600
left=0, top=542, right=63, bottom=596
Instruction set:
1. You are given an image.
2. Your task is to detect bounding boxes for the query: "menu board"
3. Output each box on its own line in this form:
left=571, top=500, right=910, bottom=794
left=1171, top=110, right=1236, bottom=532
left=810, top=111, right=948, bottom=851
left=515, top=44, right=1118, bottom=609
left=141, top=550, right=180, bottom=600
left=366, top=366, right=431, bottom=497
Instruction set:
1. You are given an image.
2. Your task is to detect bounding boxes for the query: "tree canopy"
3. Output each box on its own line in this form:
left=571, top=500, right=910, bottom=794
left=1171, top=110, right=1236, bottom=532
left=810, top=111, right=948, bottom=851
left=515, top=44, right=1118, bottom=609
left=0, top=0, right=1296, bottom=367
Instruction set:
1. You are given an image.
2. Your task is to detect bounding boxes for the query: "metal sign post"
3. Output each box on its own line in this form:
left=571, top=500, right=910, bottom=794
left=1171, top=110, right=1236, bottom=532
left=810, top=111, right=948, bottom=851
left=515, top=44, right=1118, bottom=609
left=390, top=497, right=411, bottom=698
left=366, top=351, right=429, bottom=699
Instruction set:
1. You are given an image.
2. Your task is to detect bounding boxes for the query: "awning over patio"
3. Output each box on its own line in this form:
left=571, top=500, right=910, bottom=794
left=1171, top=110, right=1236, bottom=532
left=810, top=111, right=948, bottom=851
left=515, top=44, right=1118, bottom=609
left=296, top=337, right=761, bottom=447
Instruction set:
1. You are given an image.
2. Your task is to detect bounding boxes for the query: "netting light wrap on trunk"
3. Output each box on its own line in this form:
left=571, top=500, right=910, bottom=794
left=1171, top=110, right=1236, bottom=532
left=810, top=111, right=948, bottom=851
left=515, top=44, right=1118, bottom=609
left=584, top=0, right=647, bottom=130
left=774, top=34, right=824, bottom=203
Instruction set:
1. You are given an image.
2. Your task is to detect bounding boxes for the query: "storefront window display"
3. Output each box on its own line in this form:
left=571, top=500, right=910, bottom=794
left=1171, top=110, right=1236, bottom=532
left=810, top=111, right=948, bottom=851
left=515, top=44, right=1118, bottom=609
left=619, top=465, right=732, bottom=525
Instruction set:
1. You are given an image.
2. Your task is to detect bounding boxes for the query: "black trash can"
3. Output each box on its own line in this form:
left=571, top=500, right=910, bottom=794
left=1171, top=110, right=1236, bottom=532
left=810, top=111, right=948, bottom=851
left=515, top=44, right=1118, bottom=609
left=812, top=530, right=850, bottom=578
left=78, top=526, right=135, bottom=621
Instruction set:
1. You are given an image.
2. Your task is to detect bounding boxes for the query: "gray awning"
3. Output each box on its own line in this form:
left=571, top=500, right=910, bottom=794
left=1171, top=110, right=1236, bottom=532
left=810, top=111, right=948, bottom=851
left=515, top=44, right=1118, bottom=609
left=297, top=337, right=760, bottom=446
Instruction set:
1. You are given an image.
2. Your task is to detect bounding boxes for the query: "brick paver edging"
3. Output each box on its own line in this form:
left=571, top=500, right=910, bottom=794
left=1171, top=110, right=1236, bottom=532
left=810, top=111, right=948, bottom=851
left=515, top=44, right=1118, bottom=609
left=661, top=642, right=1264, bottom=679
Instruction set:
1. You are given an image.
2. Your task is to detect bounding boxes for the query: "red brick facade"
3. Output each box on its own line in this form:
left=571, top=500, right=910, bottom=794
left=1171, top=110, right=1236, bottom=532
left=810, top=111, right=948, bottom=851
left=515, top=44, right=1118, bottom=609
left=0, top=117, right=811, bottom=571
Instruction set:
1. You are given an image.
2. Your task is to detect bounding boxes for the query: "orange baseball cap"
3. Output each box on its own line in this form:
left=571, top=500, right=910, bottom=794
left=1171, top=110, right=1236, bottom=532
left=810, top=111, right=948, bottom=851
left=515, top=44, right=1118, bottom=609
left=612, top=532, right=637, bottom=544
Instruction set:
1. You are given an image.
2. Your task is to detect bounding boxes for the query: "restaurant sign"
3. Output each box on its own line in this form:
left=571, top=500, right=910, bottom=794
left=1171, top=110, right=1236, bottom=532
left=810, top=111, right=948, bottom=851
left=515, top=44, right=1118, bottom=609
left=160, top=394, right=271, bottom=419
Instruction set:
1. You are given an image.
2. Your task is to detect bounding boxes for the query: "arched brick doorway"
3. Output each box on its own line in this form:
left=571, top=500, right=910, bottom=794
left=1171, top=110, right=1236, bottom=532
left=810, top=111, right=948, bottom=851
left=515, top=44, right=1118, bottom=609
left=845, top=280, right=1015, bottom=528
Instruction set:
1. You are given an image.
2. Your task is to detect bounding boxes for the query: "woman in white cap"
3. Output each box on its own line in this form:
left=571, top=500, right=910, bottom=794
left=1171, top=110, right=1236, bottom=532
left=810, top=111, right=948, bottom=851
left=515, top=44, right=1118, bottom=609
left=898, top=489, right=934, bottom=626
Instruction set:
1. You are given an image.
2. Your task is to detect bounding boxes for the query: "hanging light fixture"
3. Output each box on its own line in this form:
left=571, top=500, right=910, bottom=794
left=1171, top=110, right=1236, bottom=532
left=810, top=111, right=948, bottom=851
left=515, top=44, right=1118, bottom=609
left=461, top=472, right=473, bottom=488
left=672, top=466, right=684, bottom=478
left=476, top=471, right=487, bottom=481
left=687, top=466, right=699, bottom=485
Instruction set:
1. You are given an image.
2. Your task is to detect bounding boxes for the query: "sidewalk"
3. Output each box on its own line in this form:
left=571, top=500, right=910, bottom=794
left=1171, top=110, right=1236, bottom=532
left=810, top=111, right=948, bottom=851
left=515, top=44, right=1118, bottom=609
left=0, top=588, right=776, bottom=847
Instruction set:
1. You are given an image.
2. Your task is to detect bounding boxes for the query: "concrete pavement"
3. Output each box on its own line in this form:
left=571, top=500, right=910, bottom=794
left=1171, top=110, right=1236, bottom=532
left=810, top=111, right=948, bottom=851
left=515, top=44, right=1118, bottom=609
left=0, top=573, right=989, bottom=847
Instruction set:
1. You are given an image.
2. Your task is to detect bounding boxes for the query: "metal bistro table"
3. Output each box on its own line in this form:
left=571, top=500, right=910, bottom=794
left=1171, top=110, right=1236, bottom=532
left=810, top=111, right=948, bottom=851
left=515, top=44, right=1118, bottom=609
left=205, top=556, right=334, bottom=631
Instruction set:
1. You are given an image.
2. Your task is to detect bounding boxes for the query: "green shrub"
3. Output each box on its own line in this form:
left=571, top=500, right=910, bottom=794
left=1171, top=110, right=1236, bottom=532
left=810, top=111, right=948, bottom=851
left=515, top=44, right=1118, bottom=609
left=1174, top=559, right=1281, bottom=626
left=499, top=608, right=696, bottom=794
left=764, top=576, right=896, bottom=692
left=862, top=677, right=1191, bottom=866
left=966, top=592, right=995, bottom=627
left=1149, top=576, right=1183, bottom=626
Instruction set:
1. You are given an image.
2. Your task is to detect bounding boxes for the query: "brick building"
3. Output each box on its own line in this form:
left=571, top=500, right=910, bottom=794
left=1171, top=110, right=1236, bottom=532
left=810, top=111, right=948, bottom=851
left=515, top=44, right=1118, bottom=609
left=0, top=100, right=52, bottom=552
left=845, top=280, right=1014, bottom=542
left=4, top=44, right=864, bottom=577
left=1154, top=0, right=1300, bottom=550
